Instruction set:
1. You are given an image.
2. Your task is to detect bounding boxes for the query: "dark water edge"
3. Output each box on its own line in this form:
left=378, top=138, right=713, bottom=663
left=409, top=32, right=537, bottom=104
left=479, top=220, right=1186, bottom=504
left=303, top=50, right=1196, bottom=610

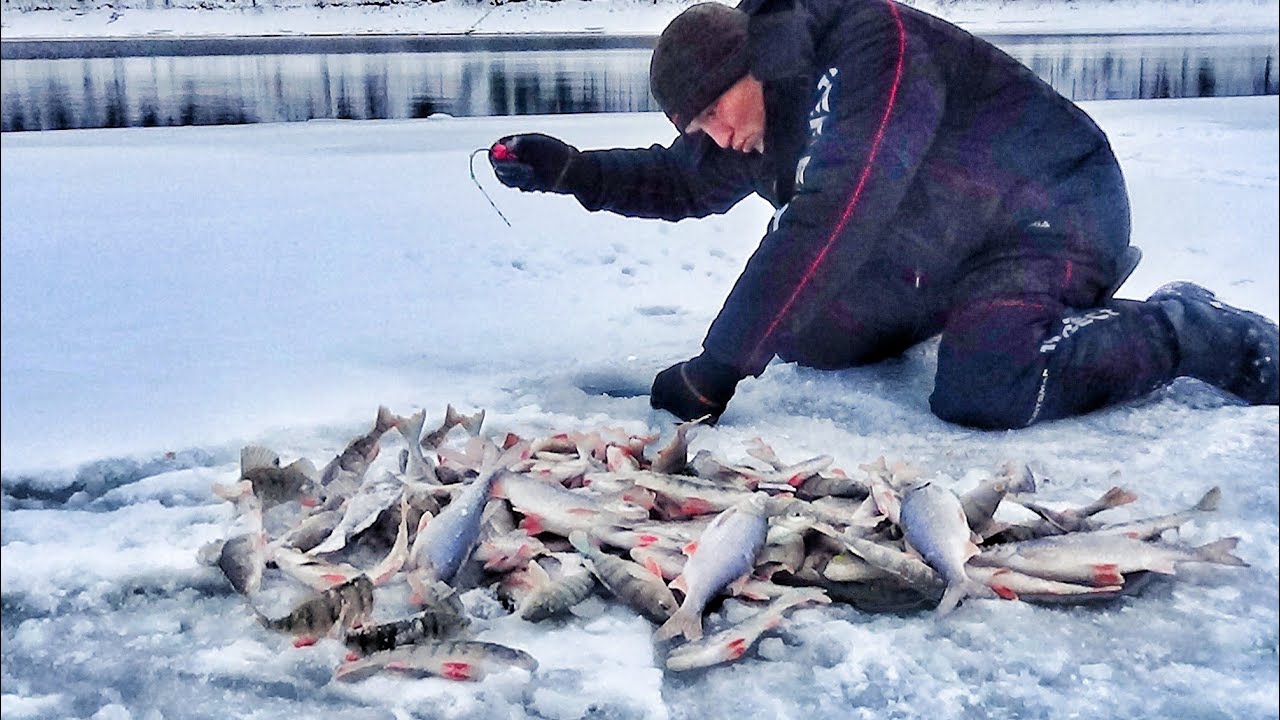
left=1, top=31, right=1276, bottom=132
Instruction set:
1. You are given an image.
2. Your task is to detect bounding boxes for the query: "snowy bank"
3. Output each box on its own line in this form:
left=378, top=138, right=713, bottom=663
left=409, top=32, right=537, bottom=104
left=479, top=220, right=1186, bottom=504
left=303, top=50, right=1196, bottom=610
left=1, top=0, right=1278, bottom=40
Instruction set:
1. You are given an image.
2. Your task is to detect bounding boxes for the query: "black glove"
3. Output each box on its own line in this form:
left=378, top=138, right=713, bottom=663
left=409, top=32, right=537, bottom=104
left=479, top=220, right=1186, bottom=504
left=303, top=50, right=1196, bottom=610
left=488, top=133, right=582, bottom=194
left=650, top=354, right=744, bottom=424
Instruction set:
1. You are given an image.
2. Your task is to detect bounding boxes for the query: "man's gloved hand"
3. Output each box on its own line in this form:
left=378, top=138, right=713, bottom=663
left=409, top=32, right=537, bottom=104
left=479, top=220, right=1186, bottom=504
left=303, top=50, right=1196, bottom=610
left=488, top=133, right=581, bottom=193
left=650, top=354, right=744, bottom=424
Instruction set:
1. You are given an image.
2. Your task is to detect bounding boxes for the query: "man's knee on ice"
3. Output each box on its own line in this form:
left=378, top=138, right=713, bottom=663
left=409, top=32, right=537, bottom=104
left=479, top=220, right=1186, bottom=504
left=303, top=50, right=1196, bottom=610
left=929, top=300, right=1059, bottom=430
left=929, top=364, right=1045, bottom=430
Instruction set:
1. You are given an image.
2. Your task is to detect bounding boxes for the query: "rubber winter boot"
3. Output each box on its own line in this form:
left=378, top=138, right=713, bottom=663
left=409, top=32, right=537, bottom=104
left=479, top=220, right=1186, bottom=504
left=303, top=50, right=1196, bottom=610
left=1150, top=281, right=1279, bottom=405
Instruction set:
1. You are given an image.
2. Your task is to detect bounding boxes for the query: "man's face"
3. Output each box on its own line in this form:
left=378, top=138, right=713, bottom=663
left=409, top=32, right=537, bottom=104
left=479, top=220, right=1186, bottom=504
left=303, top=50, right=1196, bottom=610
left=686, top=75, right=766, bottom=153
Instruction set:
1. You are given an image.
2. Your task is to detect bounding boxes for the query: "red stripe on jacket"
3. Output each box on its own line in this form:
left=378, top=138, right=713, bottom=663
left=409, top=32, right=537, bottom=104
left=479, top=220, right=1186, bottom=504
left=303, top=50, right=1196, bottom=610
left=749, top=0, right=907, bottom=363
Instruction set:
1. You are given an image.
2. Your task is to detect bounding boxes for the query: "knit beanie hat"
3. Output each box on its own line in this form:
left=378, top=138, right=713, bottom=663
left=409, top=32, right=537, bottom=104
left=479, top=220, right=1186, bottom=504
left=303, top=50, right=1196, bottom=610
left=649, top=3, right=751, bottom=133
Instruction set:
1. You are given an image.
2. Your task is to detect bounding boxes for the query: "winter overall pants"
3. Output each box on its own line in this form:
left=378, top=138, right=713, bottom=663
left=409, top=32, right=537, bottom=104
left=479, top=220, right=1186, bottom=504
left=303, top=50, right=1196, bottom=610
left=780, top=151, right=1182, bottom=429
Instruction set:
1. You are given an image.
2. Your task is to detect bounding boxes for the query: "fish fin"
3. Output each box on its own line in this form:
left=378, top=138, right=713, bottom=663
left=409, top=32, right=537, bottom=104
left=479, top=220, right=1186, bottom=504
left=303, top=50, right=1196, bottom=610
left=567, top=530, right=593, bottom=555
left=525, top=559, right=552, bottom=588
left=1092, top=564, right=1126, bottom=585
left=211, top=479, right=251, bottom=502
left=493, top=439, right=533, bottom=470
left=490, top=473, right=511, bottom=500
left=307, top=529, right=347, bottom=557
left=619, top=489, right=657, bottom=512
left=990, top=584, right=1018, bottom=601
left=669, top=574, right=688, bottom=595
left=678, top=498, right=718, bottom=517
left=641, top=557, right=666, bottom=580
left=440, top=661, right=480, bottom=681
left=727, top=573, right=758, bottom=598
left=1194, top=487, right=1222, bottom=513
left=966, top=535, right=983, bottom=557
left=333, top=658, right=379, bottom=683
left=286, top=457, right=320, bottom=483
left=369, top=509, right=410, bottom=586
left=406, top=570, right=429, bottom=606
left=240, top=445, right=280, bottom=474
left=1194, top=537, right=1248, bottom=567
left=519, top=515, right=545, bottom=536
left=732, top=579, right=770, bottom=601
left=986, top=571, right=1020, bottom=601
left=406, top=511, right=434, bottom=569
left=1094, top=486, right=1138, bottom=512
left=724, top=636, right=750, bottom=660
left=654, top=604, right=703, bottom=642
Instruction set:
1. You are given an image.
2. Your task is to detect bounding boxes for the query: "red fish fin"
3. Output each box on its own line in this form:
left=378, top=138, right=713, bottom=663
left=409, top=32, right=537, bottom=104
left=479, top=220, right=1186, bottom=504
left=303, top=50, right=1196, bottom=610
left=1092, top=564, right=1124, bottom=586
left=441, top=661, right=473, bottom=681
left=990, top=584, right=1018, bottom=601
left=679, top=498, right=717, bottom=517
left=519, top=515, right=545, bottom=535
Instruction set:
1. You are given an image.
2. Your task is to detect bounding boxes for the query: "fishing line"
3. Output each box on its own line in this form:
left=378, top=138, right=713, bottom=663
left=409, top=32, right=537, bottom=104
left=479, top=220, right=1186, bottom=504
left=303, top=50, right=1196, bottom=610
left=469, top=147, right=512, bottom=228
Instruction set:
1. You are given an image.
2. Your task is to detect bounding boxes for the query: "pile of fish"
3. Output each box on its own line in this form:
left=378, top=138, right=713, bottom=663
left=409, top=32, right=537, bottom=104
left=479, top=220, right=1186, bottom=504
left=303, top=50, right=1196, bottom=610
left=199, top=404, right=1248, bottom=681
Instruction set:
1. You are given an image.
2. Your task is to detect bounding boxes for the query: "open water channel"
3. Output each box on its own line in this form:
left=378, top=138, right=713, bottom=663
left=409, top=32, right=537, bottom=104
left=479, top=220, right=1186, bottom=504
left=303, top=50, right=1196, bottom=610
left=0, top=31, right=1275, bottom=132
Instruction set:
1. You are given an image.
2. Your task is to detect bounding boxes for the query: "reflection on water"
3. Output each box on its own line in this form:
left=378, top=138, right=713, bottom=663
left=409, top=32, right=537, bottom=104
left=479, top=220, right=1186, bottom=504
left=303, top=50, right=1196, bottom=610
left=1, top=34, right=1275, bottom=132
left=1012, top=33, right=1275, bottom=101
left=1, top=51, right=656, bottom=131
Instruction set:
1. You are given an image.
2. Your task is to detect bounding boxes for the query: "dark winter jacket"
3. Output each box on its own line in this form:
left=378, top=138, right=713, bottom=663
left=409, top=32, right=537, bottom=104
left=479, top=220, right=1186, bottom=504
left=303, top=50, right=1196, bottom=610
left=562, top=0, right=1131, bottom=376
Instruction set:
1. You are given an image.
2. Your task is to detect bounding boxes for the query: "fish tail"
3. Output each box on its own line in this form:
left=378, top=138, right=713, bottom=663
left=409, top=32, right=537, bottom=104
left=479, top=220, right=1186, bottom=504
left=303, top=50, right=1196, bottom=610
left=255, top=609, right=287, bottom=632
left=460, top=409, right=486, bottom=436
left=653, top=604, right=703, bottom=642
left=1194, top=487, right=1222, bottom=513
left=1009, top=464, right=1036, bottom=494
left=396, top=410, right=427, bottom=447
left=1099, top=486, right=1138, bottom=509
left=375, top=405, right=399, bottom=434
left=935, top=577, right=993, bottom=616
left=1195, top=537, right=1249, bottom=567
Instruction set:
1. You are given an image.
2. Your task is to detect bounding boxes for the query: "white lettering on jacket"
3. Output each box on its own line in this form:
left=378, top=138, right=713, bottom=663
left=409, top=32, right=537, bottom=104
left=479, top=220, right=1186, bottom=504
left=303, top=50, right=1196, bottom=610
left=796, top=67, right=840, bottom=189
